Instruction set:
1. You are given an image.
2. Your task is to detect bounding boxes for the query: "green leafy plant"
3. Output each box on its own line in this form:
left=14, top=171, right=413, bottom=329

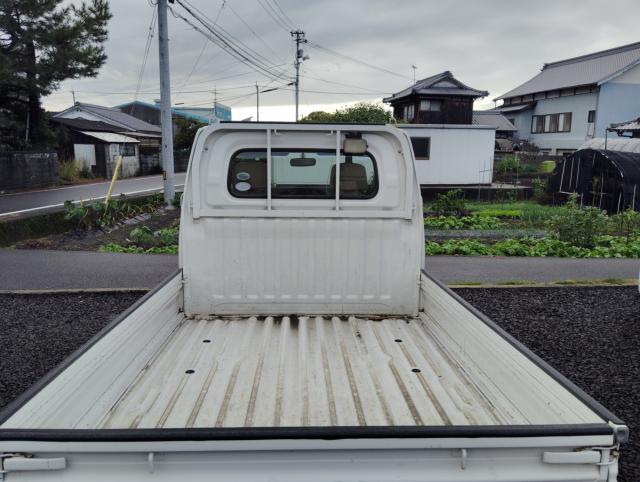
left=425, top=235, right=640, bottom=258
left=531, top=177, right=549, bottom=203
left=100, top=243, right=178, bottom=254
left=610, top=208, right=640, bottom=242
left=424, top=215, right=506, bottom=230
left=497, top=155, right=518, bottom=173
left=546, top=194, right=608, bottom=248
left=431, top=189, right=468, bottom=216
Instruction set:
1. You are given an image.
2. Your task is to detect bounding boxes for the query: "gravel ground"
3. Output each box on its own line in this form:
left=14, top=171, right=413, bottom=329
left=456, top=286, right=640, bottom=482
left=0, top=288, right=637, bottom=480
left=0, top=293, right=141, bottom=410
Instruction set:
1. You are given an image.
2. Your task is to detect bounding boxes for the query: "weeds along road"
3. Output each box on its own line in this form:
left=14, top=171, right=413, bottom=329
left=0, top=173, right=186, bottom=218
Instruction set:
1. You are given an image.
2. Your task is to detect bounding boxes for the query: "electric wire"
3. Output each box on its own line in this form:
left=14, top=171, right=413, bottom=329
left=174, top=0, right=227, bottom=102
left=170, top=3, right=290, bottom=83
left=132, top=7, right=157, bottom=115
left=306, top=40, right=412, bottom=81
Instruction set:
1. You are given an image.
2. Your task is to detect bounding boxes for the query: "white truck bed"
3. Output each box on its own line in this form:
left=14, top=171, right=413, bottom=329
left=1, top=273, right=604, bottom=432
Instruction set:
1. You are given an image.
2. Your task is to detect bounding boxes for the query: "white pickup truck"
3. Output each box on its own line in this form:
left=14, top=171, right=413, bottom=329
left=0, top=123, right=627, bottom=481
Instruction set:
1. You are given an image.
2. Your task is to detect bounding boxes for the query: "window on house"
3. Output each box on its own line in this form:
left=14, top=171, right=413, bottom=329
left=228, top=149, right=378, bottom=200
left=119, top=143, right=136, bottom=156
left=531, top=115, right=544, bottom=133
left=558, top=112, right=572, bottom=132
left=419, top=99, right=442, bottom=112
left=403, top=104, right=415, bottom=121
left=531, top=113, right=571, bottom=133
left=410, top=137, right=430, bottom=160
left=588, top=110, right=596, bottom=123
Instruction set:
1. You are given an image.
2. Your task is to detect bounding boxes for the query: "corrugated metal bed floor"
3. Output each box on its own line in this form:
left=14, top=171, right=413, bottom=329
left=100, top=315, right=529, bottom=429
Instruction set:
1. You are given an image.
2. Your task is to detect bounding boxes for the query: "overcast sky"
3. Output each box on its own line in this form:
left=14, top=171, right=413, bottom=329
left=43, top=0, right=640, bottom=121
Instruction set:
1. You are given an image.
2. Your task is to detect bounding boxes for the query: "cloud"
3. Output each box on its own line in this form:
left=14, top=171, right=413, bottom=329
left=43, top=0, right=640, bottom=121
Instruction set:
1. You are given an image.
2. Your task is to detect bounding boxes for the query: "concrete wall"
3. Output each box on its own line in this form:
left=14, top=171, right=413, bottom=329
left=0, top=151, right=59, bottom=191
left=104, top=144, right=139, bottom=178
left=595, top=64, right=640, bottom=137
left=509, top=92, right=598, bottom=154
left=399, top=125, right=495, bottom=185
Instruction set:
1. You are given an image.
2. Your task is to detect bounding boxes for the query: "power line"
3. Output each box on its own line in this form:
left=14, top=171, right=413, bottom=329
left=176, top=0, right=285, bottom=76
left=256, top=0, right=290, bottom=32
left=224, top=0, right=285, bottom=63
left=132, top=7, right=157, bottom=114
left=174, top=0, right=227, bottom=102
left=306, top=40, right=412, bottom=81
left=270, top=0, right=297, bottom=29
left=170, top=2, right=290, bottom=82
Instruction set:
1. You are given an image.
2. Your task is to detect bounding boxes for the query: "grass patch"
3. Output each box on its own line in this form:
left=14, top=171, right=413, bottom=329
left=554, top=278, right=633, bottom=286
left=449, top=281, right=483, bottom=286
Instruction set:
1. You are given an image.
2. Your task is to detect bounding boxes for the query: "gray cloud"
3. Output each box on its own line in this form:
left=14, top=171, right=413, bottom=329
left=45, top=0, right=640, bottom=119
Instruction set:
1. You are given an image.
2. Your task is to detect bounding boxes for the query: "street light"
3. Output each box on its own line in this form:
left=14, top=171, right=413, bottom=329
left=255, top=82, right=295, bottom=122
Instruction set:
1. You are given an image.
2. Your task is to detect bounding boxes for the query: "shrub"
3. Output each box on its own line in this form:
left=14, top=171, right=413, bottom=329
left=610, top=208, right=640, bottom=241
left=546, top=194, right=608, bottom=248
left=58, top=160, right=79, bottom=182
left=531, top=177, right=550, bottom=203
left=497, top=155, right=518, bottom=173
left=79, top=165, right=95, bottom=179
left=432, top=189, right=468, bottom=216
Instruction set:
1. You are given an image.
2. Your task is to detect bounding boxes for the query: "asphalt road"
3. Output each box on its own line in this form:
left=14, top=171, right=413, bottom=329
left=0, top=249, right=638, bottom=290
left=0, top=173, right=186, bottom=218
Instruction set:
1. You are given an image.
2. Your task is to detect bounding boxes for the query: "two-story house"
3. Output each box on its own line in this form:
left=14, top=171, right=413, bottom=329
left=383, top=72, right=498, bottom=186
left=495, top=41, right=640, bottom=155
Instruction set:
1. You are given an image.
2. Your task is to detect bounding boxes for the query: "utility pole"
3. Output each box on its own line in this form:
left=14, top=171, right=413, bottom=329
left=255, top=82, right=259, bottom=122
left=291, top=30, right=308, bottom=122
left=157, top=0, right=175, bottom=207
left=71, top=90, right=76, bottom=104
left=411, top=65, right=417, bottom=84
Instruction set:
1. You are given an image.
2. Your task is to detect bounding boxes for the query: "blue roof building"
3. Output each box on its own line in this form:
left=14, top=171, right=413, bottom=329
left=115, top=101, right=232, bottom=126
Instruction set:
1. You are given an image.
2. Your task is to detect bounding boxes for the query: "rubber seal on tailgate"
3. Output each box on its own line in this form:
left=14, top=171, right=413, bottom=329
left=0, top=423, right=614, bottom=442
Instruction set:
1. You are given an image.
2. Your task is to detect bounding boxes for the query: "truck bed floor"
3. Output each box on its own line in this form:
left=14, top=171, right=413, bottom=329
left=99, top=315, right=522, bottom=429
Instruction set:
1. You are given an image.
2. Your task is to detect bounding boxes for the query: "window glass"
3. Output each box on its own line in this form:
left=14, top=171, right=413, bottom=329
left=410, top=137, right=430, bottom=160
left=588, top=110, right=596, bottom=123
left=228, top=149, right=378, bottom=199
left=558, top=112, right=572, bottom=132
left=120, top=143, right=136, bottom=156
left=419, top=100, right=442, bottom=112
left=403, top=104, right=415, bottom=121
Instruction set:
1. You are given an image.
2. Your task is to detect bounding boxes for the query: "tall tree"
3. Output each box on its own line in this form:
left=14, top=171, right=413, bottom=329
left=0, top=0, right=111, bottom=149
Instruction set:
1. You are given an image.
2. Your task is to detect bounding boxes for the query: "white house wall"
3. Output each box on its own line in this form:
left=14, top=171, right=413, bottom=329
left=399, top=125, right=495, bottom=185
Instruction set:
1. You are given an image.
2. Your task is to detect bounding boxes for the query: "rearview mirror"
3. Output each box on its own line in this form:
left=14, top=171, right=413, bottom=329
left=290, top=157, right=316, bottom=167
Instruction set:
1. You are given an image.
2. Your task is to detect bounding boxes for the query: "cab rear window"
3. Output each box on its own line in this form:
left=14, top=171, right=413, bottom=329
left=228, top=149, right=378, bottom=199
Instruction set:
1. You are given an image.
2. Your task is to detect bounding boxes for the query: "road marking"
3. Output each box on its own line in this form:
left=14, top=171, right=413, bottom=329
left=0, top=185, right=184, bottom=219
left=0, top=174, right=183, bottom=197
